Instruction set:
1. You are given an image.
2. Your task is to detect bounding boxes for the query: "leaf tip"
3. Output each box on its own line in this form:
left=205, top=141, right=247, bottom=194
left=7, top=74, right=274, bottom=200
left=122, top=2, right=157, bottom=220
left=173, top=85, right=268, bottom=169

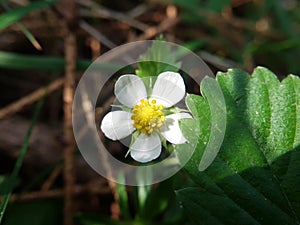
left=254, top=66, right=270, bottom=73
left=198, top=162, right=208, bottom=172
left=216, top=71, right=224, bottom=76
left=287, top=74, right=299, bottom=79
left=256, top=65, right=267, bottom=69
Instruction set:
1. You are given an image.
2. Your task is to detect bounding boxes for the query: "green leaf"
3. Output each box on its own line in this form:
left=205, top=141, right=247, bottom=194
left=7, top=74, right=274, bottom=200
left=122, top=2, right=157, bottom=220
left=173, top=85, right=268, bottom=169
left=197, top=77, right=226, bottom=171
left=176, top=67, right=300, bottom=225
left=177, top=187, right=260, bottom=225
left=135, top=41, right=181, bottom=78
left=142, top=179, right=175, bottom=220
left=0, top=0, right=56, bottom=30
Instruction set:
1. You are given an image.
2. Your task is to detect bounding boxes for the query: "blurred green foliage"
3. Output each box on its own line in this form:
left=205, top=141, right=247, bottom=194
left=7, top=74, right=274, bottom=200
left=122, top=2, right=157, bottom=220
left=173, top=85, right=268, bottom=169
left=163, top=0, right=300, bottom=75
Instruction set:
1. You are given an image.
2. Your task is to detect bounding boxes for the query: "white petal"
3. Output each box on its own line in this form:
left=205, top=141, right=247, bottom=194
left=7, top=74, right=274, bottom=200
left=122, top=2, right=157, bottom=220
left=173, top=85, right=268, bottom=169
left=151, top=72, right=185, bottom=107
left=160, top=113, right=192, bottom=144
left=100, top=111, right=135, bottom=140
left=130, top=133, right=161, bottom=163
left=115, top=75, right=147, bottom=108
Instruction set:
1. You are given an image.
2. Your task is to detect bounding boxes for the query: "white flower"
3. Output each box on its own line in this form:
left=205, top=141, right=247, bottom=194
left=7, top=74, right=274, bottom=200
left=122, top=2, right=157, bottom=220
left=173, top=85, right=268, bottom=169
left=100, top=71, right=191, bottom=163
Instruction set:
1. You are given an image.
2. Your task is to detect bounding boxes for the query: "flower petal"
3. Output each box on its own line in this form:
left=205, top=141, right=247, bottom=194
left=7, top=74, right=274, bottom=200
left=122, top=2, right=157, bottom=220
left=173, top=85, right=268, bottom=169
left=100, top=111, right=135, bottom=140
left=115, top=75, right=147, bottom=107
left=130, top=133, right=161, bottom=163
left=160, top=113, right=192, bottom=144
left=151, top=72, right=185, bottom=107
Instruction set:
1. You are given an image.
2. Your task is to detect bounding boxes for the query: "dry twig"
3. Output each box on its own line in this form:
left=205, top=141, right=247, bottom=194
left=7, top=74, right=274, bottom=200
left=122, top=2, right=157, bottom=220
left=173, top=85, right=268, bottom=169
left=0, top=78, right=64, bottom=120
left=4, top=181, right=110, bottom=202
left=63, top=30, right=77, bottom=225
left=79, top=83, right=120, bottom=219
left=41, top=164, right=63, bottom=191
left=61, top=0, right=78, bottom=221
left=77, top=0, right=148, bottom=31
left=79, top=20, right=117, bottom=49
left=134, top=17, right=179, bottom=41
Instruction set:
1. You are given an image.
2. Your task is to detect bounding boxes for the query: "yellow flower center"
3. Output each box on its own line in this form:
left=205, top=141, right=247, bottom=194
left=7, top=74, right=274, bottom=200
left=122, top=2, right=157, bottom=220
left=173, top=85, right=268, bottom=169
left=131, top=99, right=165, bottom=135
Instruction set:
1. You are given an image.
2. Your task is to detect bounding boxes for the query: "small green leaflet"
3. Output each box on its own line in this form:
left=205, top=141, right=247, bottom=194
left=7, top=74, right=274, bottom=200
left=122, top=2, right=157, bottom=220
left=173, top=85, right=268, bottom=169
left=135, top=40, right=181, bottom=78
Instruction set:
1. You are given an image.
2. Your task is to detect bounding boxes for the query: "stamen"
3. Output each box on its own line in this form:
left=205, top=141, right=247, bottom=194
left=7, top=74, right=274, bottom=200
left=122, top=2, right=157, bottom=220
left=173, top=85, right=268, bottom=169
left=131, top=99, right=165, bottom=135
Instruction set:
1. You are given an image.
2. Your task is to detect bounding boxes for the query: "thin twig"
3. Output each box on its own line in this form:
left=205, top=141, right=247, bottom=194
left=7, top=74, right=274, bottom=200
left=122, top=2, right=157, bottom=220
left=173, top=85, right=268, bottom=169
left=198, top=7, right=283, bottom=40
left=127, top=4, right=148, bottom=18
left=62, top=5, right=77, bottom=222
left=0, top=78, right=64, bottom=120
left=79, top=8, right=148, bottom=31
left=198, top=50, right=241, bottom=71
left=80, top=21, right=134, bottom=63
left=77, top=0, right=148, bottom=31
left=41, top=164, right=63, bottom=191
left=76, top=95, right=115, bottom=142
left=63, top=34, right=76, bottom=225
left=79, top=20, right=117, bottom=49
left=4, top=182, right=110, bottom=202
left=134, top=17, right=179, bottom=41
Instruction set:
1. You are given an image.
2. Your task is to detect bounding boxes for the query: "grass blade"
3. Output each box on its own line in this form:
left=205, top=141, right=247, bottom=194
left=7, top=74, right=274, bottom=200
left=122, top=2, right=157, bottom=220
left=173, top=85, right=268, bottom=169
left=0, top=94, right=45, bottom=223
left=0, top=0, right=56, bottom=30
left=0, top=51, right=122, bottom=72
left=0, top=0, right=42, bottom=50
